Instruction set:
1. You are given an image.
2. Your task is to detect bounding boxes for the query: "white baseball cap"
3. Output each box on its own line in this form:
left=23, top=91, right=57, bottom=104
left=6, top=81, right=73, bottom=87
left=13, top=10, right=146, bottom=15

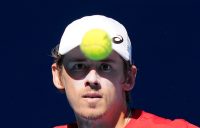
left=59, top=15, right=132, bottom=64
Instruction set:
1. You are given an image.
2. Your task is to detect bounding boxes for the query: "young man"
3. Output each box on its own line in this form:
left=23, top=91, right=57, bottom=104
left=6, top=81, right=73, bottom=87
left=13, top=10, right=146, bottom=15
left=51, top=15, right=198, bottom=128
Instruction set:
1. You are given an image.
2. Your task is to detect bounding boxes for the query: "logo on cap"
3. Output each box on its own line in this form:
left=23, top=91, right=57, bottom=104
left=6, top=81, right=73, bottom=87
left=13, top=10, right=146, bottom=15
left=112, top=35, right=123, bottom=44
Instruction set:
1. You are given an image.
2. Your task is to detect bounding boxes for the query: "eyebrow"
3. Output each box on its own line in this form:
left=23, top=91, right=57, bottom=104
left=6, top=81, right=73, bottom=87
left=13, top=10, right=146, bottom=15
left=100, top=58, right=116, bottom=63
left=68, top=58, right=87, bottom=62
left=65, top=57, right=117, bottom=63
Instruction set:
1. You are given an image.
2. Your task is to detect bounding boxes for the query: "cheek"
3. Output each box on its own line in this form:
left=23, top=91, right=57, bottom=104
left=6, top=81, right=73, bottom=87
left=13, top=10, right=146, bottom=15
left=64, top=81, right=85, bottom=111
left=60, top=73, right=82, bottom=104
left=60, top=70, right=81, bottom=91
left=102, top=78, right=124, bottom=103
left=105, top=67, right=126, bottom=84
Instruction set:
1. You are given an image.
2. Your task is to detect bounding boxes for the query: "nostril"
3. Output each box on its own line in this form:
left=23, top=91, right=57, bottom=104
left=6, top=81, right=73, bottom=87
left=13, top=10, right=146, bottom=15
left=94, top=82, right=99, bottom=86
left=85, top=82, right=90, bottom=86
left=85, top=81, right=101, bottom=90
left=85, top=81, right=99, bottom=87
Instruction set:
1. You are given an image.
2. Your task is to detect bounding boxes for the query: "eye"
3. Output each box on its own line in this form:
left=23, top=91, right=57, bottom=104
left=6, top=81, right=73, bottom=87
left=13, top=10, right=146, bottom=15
left=63, top=62, right=90, bottom=79
left=100, top=63, right=112, bottom=72
left=72, top=63, right=88, bottom=71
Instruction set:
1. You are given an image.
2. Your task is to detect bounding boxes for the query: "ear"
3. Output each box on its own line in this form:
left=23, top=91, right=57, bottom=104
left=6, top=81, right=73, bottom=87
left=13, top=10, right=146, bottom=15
left=51, top=63, right=65, bottom=89
left=123, top=65, right=137, bottom=91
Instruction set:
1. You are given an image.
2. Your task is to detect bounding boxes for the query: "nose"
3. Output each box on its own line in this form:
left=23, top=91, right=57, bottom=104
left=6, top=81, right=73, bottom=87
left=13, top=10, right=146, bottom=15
left=84, top=69, right=101, bottom=90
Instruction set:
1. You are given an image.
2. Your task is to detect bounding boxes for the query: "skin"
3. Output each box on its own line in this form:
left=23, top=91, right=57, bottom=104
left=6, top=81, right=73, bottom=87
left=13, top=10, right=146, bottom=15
left=52, top=47, right=137, bottom=128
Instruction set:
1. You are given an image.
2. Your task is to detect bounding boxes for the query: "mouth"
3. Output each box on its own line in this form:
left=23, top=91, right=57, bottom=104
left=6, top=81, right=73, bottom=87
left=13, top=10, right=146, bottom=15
left=82, top=92, right=102, bottom=99
left=82, top=92, right=103, bottom=107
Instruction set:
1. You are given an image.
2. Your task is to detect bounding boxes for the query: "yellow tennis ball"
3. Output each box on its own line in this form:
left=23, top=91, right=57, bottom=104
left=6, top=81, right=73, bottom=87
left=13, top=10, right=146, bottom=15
left=80, top=29, right=112, bottom=61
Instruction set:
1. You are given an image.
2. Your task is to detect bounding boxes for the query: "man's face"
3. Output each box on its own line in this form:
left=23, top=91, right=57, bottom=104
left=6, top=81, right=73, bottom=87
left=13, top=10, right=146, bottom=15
left=53, top=47, right=133, bottom=120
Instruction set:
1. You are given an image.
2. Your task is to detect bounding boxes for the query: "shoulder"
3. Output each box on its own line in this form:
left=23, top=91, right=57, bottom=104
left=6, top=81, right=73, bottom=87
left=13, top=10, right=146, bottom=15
left=127, top=109, right=199, bottom=128
left=54, top=125, right=66, bottom=128
left=54, top=123, right=77, bottom=128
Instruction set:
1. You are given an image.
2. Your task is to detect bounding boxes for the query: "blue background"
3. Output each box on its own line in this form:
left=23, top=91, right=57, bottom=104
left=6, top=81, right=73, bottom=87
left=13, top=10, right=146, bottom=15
left=1, top=0, right=199, bottom=127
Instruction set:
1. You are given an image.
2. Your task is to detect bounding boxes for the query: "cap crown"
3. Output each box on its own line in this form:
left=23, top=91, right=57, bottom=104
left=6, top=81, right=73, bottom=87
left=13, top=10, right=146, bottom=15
left=59, top=15, right=132, bottom=63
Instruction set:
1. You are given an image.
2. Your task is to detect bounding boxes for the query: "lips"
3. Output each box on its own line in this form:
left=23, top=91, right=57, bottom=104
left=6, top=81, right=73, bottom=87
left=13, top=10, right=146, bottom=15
left=82, top=92, right=102, bottom=104
left=82, top=92, right=102, bottom=98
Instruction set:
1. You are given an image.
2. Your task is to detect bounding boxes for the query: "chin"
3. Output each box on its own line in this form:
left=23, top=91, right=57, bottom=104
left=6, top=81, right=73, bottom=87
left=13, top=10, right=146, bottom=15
left=78, top=108, right=107, bottom=120
left=82, top=113, right=103, bottom=120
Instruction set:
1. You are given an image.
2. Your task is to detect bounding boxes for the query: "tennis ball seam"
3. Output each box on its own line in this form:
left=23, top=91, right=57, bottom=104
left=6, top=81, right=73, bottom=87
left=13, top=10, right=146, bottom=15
left=80, top=29, right=112, bottom=61
left=81, top=44, right=111, bottom=52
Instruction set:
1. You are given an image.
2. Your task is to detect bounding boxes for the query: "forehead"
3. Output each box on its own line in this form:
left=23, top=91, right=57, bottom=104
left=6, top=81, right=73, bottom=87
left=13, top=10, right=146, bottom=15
left=63, top=46, right=124, bottom=63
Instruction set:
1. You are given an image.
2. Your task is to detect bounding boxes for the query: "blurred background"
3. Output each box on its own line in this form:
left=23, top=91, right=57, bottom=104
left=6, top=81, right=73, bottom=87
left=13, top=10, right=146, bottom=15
left=0, top=0, right=199, bottom=127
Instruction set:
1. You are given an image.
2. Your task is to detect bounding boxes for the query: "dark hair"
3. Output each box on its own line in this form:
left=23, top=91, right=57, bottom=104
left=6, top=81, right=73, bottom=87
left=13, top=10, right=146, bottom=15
left=51, top=44, right=63, bottom=69
left=51, top=44, right=133, bottom=104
